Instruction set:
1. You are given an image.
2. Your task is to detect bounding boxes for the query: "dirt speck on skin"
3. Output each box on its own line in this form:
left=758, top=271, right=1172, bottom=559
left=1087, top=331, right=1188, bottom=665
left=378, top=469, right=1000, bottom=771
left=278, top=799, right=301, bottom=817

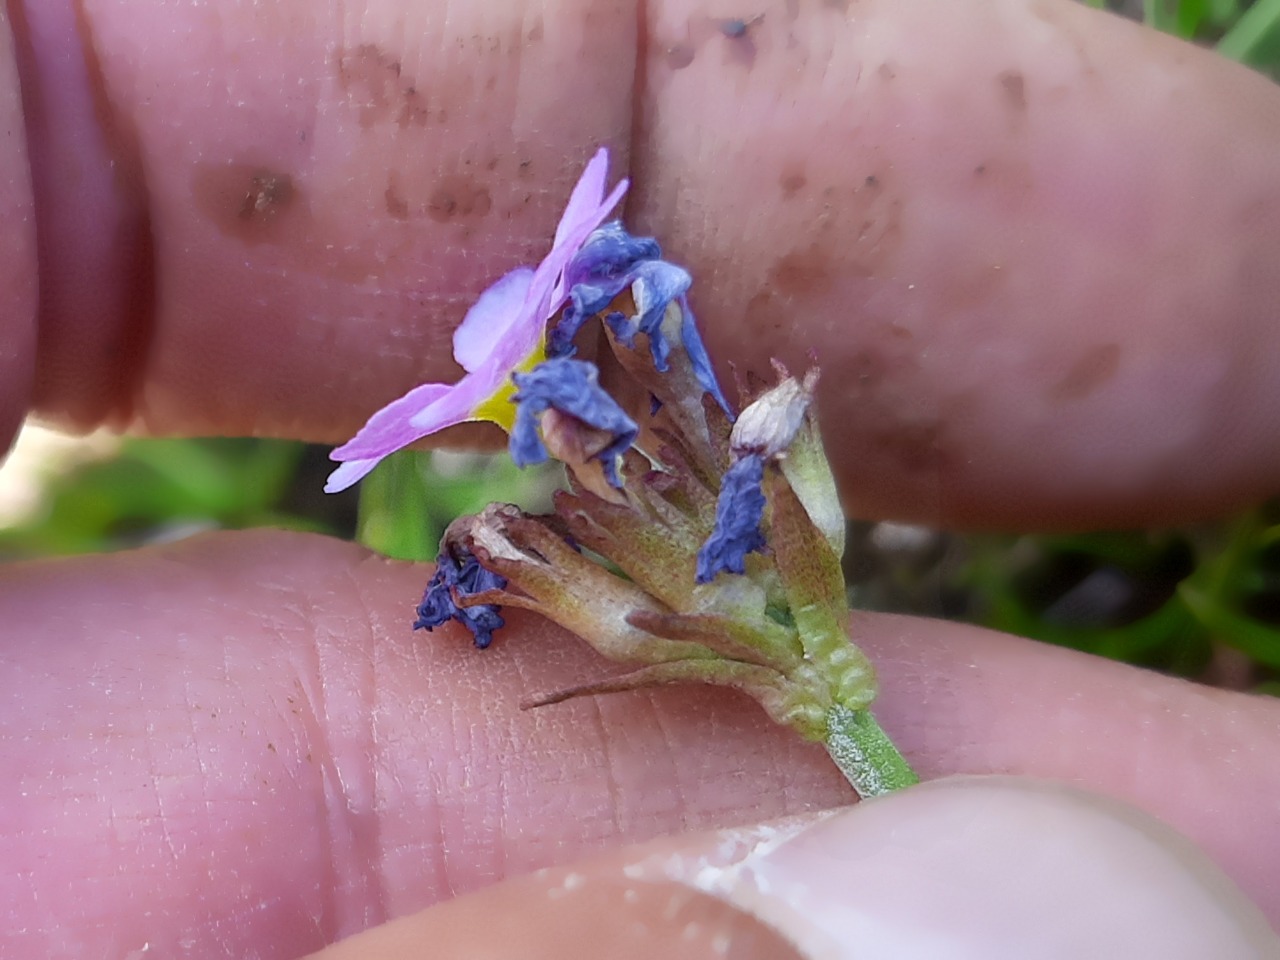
left=1053, top=343, right=1121, bottom=400
left=744, top=245, right=836, bottom=332
left=772, top=245, right=835, bottom=296
left=192, top=162, right=306, bottom=245
left=874, top=420, right=949, bottom=473
left=384, top=174, right=410, bottom=219
left=335, top=44, right=432, bottom=128
left=427, top=175, right=493, bottom=223
left=998, top=70, right=1028, bottom=118
left=240, top=171, right=293, bottom=220
left=779, top=169, right=808, bottom=198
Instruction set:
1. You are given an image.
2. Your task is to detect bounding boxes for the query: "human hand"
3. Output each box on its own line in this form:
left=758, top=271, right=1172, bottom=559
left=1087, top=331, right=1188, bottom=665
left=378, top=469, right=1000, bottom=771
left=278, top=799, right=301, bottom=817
left=1, top=0, right=1279, bottom=956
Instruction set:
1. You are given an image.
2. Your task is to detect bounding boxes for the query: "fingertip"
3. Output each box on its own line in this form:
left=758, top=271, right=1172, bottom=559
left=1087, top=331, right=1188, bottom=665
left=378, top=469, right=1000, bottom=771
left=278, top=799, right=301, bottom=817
left=304, top=838, right=808, bottom=960
left=704, top=778, right=1278, bottom=959
left=308, top=778, right=1278, bottom=959
left=635, top=0, right=1280, bottom=529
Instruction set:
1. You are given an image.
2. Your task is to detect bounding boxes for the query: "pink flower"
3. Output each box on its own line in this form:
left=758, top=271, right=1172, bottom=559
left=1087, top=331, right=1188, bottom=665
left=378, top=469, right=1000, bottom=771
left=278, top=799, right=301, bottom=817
left=325, top=149, right=628, bottom=493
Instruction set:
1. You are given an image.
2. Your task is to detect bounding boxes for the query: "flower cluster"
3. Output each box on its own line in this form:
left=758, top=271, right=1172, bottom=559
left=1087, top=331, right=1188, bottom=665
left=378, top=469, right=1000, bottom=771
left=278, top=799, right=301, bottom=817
left=327, top=149, right=916, bottom=797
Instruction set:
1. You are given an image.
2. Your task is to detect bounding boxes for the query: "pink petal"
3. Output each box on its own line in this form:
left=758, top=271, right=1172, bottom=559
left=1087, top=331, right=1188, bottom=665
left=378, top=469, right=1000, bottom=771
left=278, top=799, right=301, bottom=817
left=554, top=147, right=610, bottom=248
left=324, top=458, right=381, bottom=494
left=331, top=381, right=452, bottom=461
left=452, top=267, right=535, bottom=374
left=407, top=365, right=504, bottom=431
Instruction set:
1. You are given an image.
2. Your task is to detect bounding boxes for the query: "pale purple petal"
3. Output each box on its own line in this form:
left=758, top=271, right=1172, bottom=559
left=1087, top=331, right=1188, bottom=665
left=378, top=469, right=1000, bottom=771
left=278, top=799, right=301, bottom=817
left=407, top=364, right=506, bottom=431
left=331, top=381, right=452, bottom=461
left=554, top=148, right=610, bottom=248
left=324, top=458, right=381, bottom=494
left=452, top=267, right=535, bottom=374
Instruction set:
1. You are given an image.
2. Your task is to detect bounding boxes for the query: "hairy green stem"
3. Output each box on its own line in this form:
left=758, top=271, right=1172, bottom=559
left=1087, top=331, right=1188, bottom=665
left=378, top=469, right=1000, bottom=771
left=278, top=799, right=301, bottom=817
left=823, top=705, right=919, bottom=798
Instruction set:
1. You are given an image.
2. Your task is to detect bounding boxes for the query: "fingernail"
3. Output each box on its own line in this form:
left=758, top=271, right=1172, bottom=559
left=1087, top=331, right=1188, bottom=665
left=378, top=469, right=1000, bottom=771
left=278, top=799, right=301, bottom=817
left=627, top=777, right=1277, bottom=959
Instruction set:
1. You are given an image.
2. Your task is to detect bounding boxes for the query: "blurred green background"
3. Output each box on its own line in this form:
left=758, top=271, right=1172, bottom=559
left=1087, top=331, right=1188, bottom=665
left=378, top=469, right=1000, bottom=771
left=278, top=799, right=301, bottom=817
left=1, top=0, right=1277, bottom=696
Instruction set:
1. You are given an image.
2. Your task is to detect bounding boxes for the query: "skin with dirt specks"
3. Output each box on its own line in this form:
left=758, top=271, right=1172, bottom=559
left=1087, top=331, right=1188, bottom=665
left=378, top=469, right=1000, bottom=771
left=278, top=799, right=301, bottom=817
left=4, top=0, right=1280, bottom=530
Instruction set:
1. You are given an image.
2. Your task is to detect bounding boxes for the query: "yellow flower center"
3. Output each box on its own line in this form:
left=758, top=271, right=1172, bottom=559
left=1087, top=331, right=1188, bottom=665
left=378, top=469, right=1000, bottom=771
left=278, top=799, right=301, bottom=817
left=470, top=337, right=548, bottom=432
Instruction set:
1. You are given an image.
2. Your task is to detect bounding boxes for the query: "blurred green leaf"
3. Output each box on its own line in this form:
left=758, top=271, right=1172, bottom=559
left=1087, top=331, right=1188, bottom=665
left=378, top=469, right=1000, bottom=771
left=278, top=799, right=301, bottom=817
left=1218, top=0, right=1280, bottom=70
left=1178, top=582, right=1280, bottom=669
left=355, top=450, right=563, bottom=563
left=355, top=451, right=437, bottom=562
left=0, top=438, right=315, bottom=557
left=1146, top=0, right=1210, bottom=37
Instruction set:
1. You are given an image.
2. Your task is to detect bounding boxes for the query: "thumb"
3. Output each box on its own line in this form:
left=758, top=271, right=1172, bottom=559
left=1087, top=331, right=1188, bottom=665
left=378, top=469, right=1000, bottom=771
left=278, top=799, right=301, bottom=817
left=307, top=777, right=1277, bottom=960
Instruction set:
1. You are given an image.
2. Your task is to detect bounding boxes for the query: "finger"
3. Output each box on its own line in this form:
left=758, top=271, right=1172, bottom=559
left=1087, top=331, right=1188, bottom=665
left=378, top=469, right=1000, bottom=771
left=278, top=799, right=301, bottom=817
left=8, top=0, right=638, bottom=441
left=633, top=0, right=1280, bottom=529
left=0, top=2, right=36, bottom=452
left=3, top=530, right=1278, bottom=958
left=1, top=1, right=1278, bottom=529
left=308, top=779, right=1278, bottom=960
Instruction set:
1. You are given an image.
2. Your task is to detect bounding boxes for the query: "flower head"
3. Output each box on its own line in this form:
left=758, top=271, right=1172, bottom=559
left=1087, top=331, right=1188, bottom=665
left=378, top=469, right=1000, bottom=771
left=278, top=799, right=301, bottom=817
left=325, top=149, right=628, bottom=493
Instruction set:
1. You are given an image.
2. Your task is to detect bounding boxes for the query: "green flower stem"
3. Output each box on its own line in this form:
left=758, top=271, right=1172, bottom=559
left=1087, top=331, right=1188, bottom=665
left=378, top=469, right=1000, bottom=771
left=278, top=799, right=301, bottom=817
left=823, top=704, right=919, bottom=799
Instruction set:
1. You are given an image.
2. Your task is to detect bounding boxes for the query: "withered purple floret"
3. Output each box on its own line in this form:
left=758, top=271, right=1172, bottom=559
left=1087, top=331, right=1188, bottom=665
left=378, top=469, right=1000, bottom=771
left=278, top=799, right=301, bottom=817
left=695, top=453, right=768, bottom=582
left=509, top=357, right=639, bottom=488
left=549, top=225, right=732, bottom=417
left=415, top=550, right=508, bottom=649
left=548, top=222, right=661, bottom=357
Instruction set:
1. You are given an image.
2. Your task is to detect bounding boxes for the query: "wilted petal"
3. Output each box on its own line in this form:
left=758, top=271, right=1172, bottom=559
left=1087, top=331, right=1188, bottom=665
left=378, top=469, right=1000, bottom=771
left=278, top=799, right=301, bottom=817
left=548, top=280, right=627, bottom=358
left=510, top=357, right=638, bottom=486
left=630, top=261, right=693, bottom=368
left=678, top=298, right=732, bottom=415
left=696, top=453, right=768, bottom=582
left=549, top=150, right=629, bottom=305
left=415, top=550, right=508, bottom=649
left=565, top=221, right=662, bottom=288
left=550, top=223, right=665, bottom=357
left=593, top=254, right=731, bottom=417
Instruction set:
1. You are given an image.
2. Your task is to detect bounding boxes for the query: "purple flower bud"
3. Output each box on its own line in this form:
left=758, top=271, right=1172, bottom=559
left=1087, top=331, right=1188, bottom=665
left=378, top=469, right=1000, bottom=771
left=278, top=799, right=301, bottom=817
left=510, top=357, right=638, bottom=488
left=695, top=453, right=768, bottom=582
left=415, top=550, right=508, bottom=649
